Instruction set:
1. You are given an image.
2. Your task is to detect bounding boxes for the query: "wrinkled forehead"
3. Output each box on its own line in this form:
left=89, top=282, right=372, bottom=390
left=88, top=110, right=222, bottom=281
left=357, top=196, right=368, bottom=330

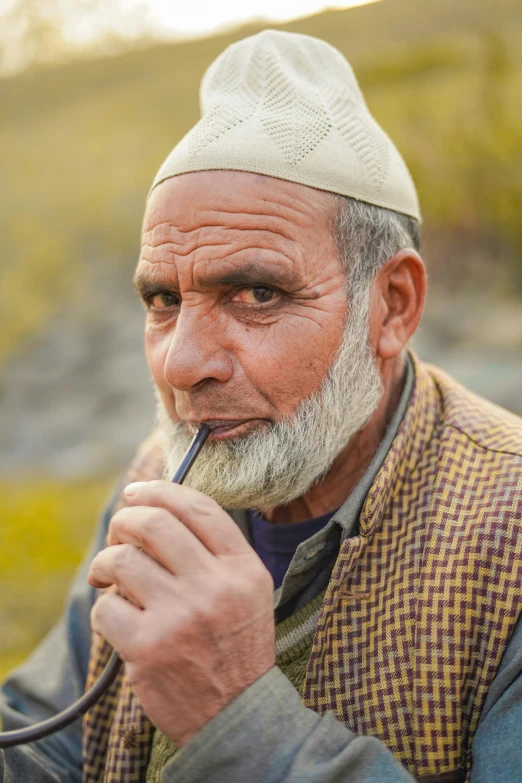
left=142, top=170, right=336, bottom=237
left=138, top=170, right=344, bottom=292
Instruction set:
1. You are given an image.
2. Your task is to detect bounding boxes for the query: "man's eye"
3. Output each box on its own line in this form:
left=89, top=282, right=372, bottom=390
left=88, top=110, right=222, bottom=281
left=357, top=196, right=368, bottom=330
left=148, top=292, right=180, bottom=310
left=233, top=287, right=277, bottom=305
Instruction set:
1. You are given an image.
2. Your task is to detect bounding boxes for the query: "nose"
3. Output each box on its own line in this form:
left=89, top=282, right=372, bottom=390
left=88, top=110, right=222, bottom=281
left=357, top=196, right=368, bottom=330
left=163, top=303, right=234, bottom=392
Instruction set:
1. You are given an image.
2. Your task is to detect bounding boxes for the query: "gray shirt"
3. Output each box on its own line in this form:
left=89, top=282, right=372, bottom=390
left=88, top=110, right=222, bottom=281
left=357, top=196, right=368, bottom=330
left=1, top=356, right=522, bottom=782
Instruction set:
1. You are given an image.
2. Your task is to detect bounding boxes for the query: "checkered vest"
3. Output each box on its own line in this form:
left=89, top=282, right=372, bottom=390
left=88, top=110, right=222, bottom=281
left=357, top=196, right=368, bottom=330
left=82, top=358, right=522, bottom=782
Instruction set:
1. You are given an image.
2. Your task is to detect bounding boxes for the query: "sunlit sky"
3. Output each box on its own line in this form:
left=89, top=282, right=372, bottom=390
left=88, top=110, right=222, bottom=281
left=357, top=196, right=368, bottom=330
left=0, top=0, right=383, bottom=53
left=142, top=0, right=379, bottom=37
left=46, top=0, right=381, bottom=46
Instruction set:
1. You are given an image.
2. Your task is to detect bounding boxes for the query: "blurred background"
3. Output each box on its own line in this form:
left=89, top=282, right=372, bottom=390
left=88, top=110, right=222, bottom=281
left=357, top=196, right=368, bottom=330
left=0, top=0, right=521, bottom=678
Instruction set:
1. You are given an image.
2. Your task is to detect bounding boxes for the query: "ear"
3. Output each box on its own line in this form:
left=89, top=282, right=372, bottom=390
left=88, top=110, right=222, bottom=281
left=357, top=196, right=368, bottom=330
left=369, top=249, right=427, bottom=360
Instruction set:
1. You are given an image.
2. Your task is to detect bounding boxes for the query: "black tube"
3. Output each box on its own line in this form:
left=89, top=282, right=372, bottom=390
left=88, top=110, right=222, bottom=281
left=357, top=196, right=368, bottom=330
left=169, top=423, right=211, bottom=485
left=0, top=423, right=211, bottom=748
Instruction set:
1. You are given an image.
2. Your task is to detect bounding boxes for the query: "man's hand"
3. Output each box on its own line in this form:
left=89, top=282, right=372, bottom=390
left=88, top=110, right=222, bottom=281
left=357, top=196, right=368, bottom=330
left=87, top=480, right=275, bottom=747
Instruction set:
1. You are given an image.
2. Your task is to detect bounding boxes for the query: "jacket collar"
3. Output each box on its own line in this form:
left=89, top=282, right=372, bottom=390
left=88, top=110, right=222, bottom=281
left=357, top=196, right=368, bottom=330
left=358, top=353, right=441, bottom=537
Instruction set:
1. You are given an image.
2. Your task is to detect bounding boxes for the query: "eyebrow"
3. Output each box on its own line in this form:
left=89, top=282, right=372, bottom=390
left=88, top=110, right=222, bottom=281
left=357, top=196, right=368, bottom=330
left=133, top=275, right=171, bottom=300
left=200, top=262, right=294, bottom=289
left=134, top=262, right=295, bottom=298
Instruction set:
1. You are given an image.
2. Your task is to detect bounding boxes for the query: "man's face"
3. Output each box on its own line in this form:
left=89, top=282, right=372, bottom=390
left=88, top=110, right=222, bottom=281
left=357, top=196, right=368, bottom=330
left=137, top=170, right=349, bottom=439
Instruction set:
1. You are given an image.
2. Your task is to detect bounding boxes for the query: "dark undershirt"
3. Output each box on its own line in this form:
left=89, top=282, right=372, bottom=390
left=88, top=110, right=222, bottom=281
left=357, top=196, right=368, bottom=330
left=248, top=509, right=338, bottom=588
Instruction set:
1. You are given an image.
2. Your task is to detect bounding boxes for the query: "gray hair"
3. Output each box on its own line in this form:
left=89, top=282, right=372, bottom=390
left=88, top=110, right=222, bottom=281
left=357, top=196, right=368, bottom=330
left=333, top=195, right=421, bottom=298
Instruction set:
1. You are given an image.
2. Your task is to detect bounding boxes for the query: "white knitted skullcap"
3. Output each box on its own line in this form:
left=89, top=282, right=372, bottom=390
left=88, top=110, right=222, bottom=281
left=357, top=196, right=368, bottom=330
left=151, top=30, right=420, bottom=221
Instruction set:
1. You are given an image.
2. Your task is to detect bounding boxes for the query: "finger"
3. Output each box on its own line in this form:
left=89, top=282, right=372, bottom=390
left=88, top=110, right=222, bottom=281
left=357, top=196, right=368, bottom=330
left=123, top=481, right=250, bottom=558
left=91, top=591, right=141, bottom=660
left=107, top=505, right=215, bottom=576
left=88, top=544, right=174, bottom=609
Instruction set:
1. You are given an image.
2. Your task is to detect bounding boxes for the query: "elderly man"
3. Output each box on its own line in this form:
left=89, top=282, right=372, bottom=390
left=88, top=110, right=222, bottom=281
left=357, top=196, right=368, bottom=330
left=2, top=29, right=522, bottom=783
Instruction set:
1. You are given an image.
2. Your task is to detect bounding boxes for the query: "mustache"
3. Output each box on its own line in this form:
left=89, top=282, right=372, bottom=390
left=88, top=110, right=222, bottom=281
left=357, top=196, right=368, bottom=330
left=163, top=413, right=276, bottom=446
left=171, top=388, right=272, bottom=424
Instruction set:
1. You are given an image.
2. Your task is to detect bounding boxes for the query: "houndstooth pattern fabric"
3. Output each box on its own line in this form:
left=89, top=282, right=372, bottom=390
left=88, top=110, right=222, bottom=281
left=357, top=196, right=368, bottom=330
left=82, top=432, right=165, bottom=783
left=302, top=361, right=522, bottom=781
left=82, top=357, right=522, bottom=782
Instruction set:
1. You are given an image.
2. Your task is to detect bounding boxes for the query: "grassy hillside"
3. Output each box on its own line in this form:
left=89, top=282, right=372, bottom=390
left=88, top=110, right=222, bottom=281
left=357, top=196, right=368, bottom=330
left=0, top=478, right=113, bottom=677
left=1, top=0, right=521, bottom=370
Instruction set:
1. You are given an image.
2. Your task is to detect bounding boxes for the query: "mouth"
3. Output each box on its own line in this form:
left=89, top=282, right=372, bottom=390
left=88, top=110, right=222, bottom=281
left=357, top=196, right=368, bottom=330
left=189, top=419, right=268, bottom=441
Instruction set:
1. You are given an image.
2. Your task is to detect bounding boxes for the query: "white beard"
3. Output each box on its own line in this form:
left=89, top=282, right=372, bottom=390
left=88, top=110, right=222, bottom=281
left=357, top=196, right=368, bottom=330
left=156, top=288, right=383, bottom=510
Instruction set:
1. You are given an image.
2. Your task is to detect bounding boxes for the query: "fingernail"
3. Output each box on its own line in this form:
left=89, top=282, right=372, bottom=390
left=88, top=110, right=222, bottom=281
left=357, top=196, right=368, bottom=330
left=124, top=482, right=145, bottom=497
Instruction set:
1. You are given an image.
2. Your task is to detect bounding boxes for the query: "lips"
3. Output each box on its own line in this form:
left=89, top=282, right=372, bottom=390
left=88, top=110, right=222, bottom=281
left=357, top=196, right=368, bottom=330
left=189, top=419, right=267, bottom=441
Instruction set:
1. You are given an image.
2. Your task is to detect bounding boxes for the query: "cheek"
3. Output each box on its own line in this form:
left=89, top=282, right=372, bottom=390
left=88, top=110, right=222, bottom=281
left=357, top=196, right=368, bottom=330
left=238, top=313, right=345, bottom=416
